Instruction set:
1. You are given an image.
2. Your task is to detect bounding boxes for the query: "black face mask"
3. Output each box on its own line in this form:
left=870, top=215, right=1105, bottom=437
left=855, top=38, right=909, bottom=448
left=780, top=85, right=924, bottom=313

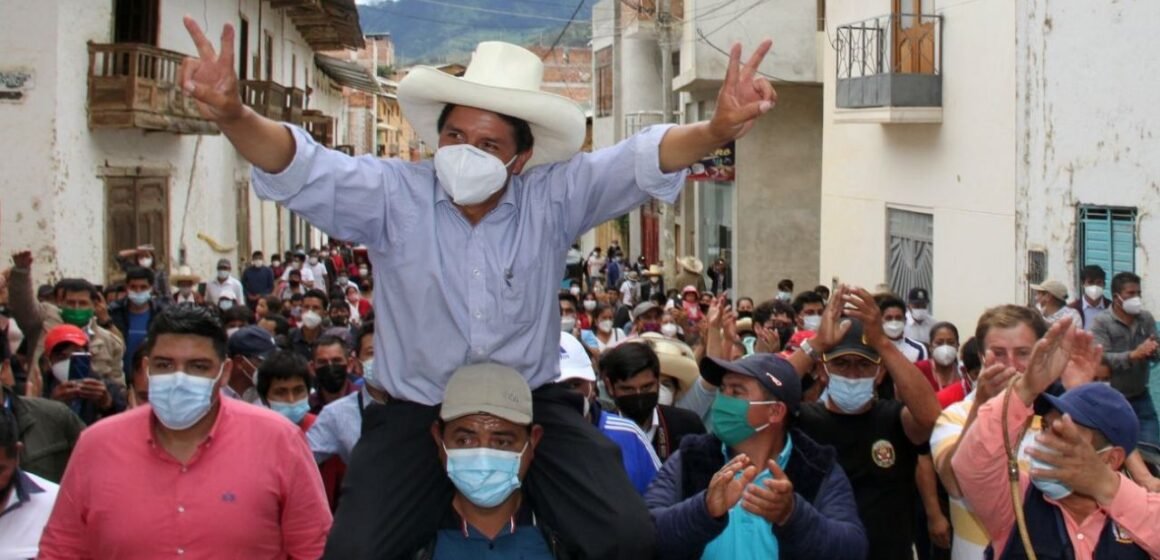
left=737, top=310, right=753, bottom=320
left=699, top=303, right=710, bottom=314
left=315, top=364, right=348, bottom=393
left=331, top=316, right=349, bottom=327
left=776, top=326, right=795, bottom=348
left=615, top=392, right=659, bottom=425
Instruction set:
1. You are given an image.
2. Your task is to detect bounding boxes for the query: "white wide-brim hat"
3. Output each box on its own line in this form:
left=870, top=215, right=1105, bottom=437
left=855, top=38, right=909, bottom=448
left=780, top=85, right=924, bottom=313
left=398, top=41, right=587, bottom=169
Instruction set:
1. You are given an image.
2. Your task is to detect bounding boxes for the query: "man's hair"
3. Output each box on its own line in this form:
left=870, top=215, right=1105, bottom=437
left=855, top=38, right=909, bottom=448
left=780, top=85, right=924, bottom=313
left=329, top=300, right=350, bottom=315
left=289, top=293, right=304, bottom=302
left=288, top=269, right=302, bottom=278
left=303, top=289, right=330, bottom=310
left=754, top=299, right=795, bottom=325
left=256, top=350, right=313, bottom=399
left=312, top=334, right=349, bottom=357
left=878, top=296, right=907, bottom=316
left=814, top=285, right=831, bottom=297
left=437, top=103, right=535, bottom=155
left=262, top=296, right=284, bottom=315
left=974, top=304, right=1048, bottom=353
left=261, top=313, right=291, bottom=336
left=791, top=291, right=825, bottom=314
left=355, top=322, right=375, bottom=358
left=1082, top=265, right=1107, bottom=284
left=1112, top=271, right=1142, bottom=296
left=777, top=279, right=794, bottom=291
left=0, top=408, right=18, bottom=458
left=222, top=305, right=255, bottom=326
left=145, top=305, right=227, bottom=360
left=125, top=266, right=155, bottom=285
left=929, top=321, right=960, bottom=343
left=737, top=296, right=755, bottom=308
left=252, top=251, right=264, bottom=259
left=961, top=338, right=982, bottom=373
left=558, top=292, right=578, bottom=308
left=599, top=342, right=661, bottom=385
left=55, top=278, right=98, bottom=301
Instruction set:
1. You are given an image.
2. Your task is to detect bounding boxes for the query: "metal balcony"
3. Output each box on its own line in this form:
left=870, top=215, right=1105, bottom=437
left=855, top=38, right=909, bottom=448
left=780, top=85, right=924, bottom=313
left=87, top=42, right=217, bottom=134
left=835, top=13, right=942, bottom=111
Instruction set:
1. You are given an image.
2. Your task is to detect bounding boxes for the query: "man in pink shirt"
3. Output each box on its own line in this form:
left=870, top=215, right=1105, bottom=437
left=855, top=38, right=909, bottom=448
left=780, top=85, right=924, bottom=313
left=954, top=317, right=1160, bottom=559
left=38, top=305, right=331, bottom=559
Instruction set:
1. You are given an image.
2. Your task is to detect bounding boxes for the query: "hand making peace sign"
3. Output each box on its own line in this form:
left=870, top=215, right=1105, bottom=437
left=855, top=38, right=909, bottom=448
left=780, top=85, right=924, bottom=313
left=707, top=40, right=778, bottom=142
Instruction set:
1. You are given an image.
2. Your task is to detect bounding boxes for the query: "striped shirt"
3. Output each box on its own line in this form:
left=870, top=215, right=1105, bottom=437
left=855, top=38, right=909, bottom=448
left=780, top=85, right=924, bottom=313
left=893, top=336, right=929, bottom=364
left=598, top=410, right=662, bottom=494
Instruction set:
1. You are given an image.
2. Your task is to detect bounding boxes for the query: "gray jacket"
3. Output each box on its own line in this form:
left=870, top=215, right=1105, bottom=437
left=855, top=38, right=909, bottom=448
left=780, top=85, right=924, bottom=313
left=1091, top=309, right=1157, bottom=398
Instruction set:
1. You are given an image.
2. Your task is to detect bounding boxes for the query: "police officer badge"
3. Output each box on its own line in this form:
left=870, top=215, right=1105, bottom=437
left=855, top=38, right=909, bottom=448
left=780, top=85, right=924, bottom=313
left=871, top=439, right=896, bottom=468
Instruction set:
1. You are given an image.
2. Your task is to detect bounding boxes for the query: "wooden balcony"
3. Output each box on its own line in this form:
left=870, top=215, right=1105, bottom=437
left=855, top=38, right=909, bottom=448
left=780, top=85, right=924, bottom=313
left=301, top=109, right=335, bottom=146
left=285, top=87, right=305, bottom=125
left=239, top=80, right=287, bottom=121
left=87, top=42, right=217, bottom=134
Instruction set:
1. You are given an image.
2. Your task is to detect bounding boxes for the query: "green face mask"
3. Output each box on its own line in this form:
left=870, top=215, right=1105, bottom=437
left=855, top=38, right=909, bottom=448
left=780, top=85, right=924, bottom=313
left=710, top=393, right=775, bottom=447
left=60, top=307, right=94, bottom=328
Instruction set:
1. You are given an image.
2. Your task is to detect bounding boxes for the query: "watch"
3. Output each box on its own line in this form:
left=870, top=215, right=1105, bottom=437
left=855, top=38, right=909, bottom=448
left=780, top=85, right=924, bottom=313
left=799, top=338, right=821, bottom=361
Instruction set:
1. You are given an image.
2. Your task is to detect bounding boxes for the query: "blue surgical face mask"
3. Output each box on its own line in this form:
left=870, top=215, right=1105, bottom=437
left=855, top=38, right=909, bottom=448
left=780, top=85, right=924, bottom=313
left=128, top=290, right=152, bottom=306
left=444, top=443, right=526, bottom=508
left=824, top=368, right=877, bottom=413
left=1030, top=441, right=1112, bottom=500
left=148, top=367, right=224, bottom=430
left=269, top=397, right=310, bottom=425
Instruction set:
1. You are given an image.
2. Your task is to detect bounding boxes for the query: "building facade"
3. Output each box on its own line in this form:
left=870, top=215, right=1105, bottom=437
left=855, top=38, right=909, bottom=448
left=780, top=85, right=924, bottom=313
left=590, top=0, right=824, bottom=299
left=820, top=0, right=1160, bottom=332
left=0, top=0, right=365, bottom=286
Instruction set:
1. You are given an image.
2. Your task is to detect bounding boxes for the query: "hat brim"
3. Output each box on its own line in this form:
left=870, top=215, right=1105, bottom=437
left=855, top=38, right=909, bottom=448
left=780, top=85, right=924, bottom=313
left=823, top=347, right=882, bottom=364
left=398, top=67, right=586, bottom=169
left=657, top=353, right=699, bottom=394
left=700, top=356, right=751, bottom=387
left=1041, top=393, right=1100, bottom=432
left=441, top=405, right=532, bottom=426
left=171, top=275, right=200, bottom=284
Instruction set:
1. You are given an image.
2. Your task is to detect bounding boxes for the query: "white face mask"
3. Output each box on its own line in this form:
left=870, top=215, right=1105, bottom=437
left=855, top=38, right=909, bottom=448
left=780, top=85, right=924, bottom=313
left=802, top=315, right=822, bottom=332
left=434, top=144, right=517, bottom=206
left=658, top=384, right=674, bottom=406
left=932, top=344, right=958, bottom=367
left=1121, top=296, right=1144, bottom=316
left=1085, top=284, right=1105, bottom=302
left=51, top=360, right=71, bottom=384
left=911, top=309, right=930, bottom=322
left=217, top=270, right=230, bottom=281
left=660, top=323, right=679, bottom=338
left=253, top=260, right=264, bottom=268
left=139, top=257, right=153, bottom=268
left=302, top=310, right=323, bottom=329
left=561, top=316, right=577, bottom=332
left=570, top=287, right=581, bottom=297
left=883, top=320, right=906, bottom=339
left=597, top=319, right=614, bottom=333
left=583, top=300, right=597, bottom=312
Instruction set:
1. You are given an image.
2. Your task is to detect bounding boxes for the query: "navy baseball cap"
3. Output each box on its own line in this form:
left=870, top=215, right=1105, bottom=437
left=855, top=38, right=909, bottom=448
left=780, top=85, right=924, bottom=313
left=227, top=326, right=278, bottom=359
left=700, top=353, right=801, bottom=415
left=822, top=319, right=881, bottom=363
left=908, top=287, right=930, bottom=304
left=1042, top=383, right=1140, bottom=454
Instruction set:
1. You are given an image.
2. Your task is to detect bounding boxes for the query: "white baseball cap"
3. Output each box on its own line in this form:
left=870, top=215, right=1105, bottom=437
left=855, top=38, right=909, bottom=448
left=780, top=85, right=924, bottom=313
left=557, top=332, right=596, bottom=382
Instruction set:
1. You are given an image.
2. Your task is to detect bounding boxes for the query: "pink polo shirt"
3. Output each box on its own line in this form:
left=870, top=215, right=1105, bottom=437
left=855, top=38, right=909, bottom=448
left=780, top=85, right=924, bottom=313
left=38, top=397, right=332, bottom=559
left=953, top=387, right=1160, bottom=559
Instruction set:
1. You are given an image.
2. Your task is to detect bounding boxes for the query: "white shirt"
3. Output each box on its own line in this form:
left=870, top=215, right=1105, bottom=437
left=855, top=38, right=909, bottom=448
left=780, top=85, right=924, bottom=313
left=621, top=280, right=638, bottom=306
left=0, top=470, right=59, bottom=559
left=566, top=248, right=582, bottom=266
left=281, top=266, right=316, bottom=284
left=308, top=262, right=328, bottom=286
left=307, top=386, right=378, bottom=464
left=905, top=311, right=937, bottom=345
left=205, top=275, right=246, bottom=305
left=892, top=336, right=929, bottom=363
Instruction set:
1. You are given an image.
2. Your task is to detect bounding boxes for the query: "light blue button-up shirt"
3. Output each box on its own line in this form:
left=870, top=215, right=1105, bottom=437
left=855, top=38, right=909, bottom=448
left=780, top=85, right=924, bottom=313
left=253, top=124, right=685, bottom=404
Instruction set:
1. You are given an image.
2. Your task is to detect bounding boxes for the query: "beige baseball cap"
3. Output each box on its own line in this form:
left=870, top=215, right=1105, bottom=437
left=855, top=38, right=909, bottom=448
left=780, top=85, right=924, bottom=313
left=441, top=363, right=533, bottom=425
left=1031, top=280, right=1069, bottom=302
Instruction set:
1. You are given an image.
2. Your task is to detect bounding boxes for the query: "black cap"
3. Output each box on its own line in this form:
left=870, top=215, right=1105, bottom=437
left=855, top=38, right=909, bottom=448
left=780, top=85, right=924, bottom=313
left=823, top=319, right=881, bottom=363
left=227, top=326, right=277, bottom=359
left=907, top=287, right=930, bottom=304
left=700, top=353, right=801, bottom=415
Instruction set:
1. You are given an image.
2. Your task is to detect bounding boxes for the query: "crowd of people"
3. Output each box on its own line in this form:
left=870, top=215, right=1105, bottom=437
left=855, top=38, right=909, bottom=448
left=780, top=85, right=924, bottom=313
left=3, top=18, right=1160, bottom=560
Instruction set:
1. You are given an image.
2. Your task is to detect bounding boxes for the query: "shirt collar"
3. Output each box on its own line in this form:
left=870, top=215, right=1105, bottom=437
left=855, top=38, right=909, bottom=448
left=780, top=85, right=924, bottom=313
left=1083, top=298, right=1106, bottom=311
left=722, top=432, right=794, bottom=472
left=645, top=407, right=660, bottom=442
left=0, top=470, right=44, bottom=520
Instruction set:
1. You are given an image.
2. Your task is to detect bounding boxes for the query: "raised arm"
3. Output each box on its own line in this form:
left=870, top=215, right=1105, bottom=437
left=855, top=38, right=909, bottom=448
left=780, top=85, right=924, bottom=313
left=180, top=17, right=294, bottom=173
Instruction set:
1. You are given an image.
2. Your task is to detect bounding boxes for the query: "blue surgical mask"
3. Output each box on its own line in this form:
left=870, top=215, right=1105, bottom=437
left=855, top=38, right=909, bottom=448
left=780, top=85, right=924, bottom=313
left=825, top=369, right=877, bottom=413
left=444, top=443, right=526, bottom=508
left=148, top=367, right=223, bottom=430
left=1029, top=441, right=1111, bottom=500
left=269, top=398, right=310, bottom=425
left=128, top=290, right=152, bottom=306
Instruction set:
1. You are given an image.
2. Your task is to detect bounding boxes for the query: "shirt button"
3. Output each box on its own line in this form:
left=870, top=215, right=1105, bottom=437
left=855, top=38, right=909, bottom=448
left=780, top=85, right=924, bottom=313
left=473, top=269, right=480, bottom=277
left=180, top=466, right=188, bottom=473
left=177, top=549, right=184, bottom=555
left=178, top=505, right=185, bottom=513
left=1077, top=534, right=1085, bottom=541
left=474, top=311, right=482, bottom=319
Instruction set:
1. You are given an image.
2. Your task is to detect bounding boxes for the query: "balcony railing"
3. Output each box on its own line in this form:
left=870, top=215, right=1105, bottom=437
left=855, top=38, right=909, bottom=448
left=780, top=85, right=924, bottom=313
left=835, top=13, right=942, bottom=109
left=240, top=80, right=287, bottom=121
left=285, top=87, right=305, bottom=125
left=301, top=109, right=335, bottom=147
left=87, top=42, right=217, bottom=134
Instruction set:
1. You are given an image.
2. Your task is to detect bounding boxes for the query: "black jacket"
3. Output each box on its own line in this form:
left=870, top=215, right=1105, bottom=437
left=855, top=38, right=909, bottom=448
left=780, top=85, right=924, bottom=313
left=653, top=404, right=706, bottom=462
left=107, top=297, right=168, bottom=340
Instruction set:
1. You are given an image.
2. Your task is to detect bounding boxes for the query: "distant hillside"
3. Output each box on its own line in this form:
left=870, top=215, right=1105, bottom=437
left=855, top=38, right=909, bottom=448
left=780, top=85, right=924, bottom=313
left=358, top=0, right=595, bottom=65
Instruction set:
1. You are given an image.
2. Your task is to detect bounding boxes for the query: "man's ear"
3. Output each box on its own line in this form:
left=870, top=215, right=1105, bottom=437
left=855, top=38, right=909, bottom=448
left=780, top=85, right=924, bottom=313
left=430, top=422, right=447, bottom=461
left=529, top=424, right=545, bottom=454
left=219, top=359, right=234, bottom=389
left=1107, top=447, right=1128, bottom=472
left=509, top=149, right=535, bottom=175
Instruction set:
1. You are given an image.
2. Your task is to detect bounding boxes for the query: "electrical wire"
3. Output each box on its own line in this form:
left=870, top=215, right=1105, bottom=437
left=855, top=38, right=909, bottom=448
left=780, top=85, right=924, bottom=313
left=406, top=0, right=592, bottom=23
left=541, top=0, right=590, bottom=59
left=367, top=7, right=549, bottom=30
left=694, top=27, right=817, bottom=85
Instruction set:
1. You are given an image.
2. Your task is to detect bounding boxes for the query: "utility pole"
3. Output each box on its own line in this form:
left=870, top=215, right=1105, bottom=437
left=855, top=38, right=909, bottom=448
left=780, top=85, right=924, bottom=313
left=657, top=0, right=678, bottom=285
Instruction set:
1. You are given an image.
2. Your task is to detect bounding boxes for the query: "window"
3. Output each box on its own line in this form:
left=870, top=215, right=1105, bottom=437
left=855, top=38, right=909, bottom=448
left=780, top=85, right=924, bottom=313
left=1027, top=249, right=1047, bottom=305
left=114, top=0, right=159, bottom=44
left=1077, top=206, right=1136, bottom=283
left=595, top=48, right=613, bottom=118
left=238, top=17, right=250, bottom=81
left=887, top=208, right=933, bottom=300
left=264, top=33, right=274, bottom=81
left=105, top=173, right=169, bottom=280
left=236, top=181, right=252, bottom=263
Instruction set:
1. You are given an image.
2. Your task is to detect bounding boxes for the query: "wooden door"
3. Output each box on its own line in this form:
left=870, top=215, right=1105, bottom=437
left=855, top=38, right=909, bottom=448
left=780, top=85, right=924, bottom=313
left=893, top=0, right=935, bottom=74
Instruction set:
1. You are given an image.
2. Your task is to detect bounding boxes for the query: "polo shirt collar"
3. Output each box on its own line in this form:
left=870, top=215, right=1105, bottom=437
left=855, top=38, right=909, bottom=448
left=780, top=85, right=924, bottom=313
left=0, top=470, right=45, bottom=520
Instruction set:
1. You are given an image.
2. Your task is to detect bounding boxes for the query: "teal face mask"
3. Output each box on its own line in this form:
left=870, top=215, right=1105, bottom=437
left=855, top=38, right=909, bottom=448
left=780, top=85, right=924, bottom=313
left=710, top=393, right=775, bottom=447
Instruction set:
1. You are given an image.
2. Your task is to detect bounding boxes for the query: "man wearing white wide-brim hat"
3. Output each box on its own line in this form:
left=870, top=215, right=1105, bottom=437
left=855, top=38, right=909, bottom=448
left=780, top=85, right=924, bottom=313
left=180, top=15, right=777, bottom=559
